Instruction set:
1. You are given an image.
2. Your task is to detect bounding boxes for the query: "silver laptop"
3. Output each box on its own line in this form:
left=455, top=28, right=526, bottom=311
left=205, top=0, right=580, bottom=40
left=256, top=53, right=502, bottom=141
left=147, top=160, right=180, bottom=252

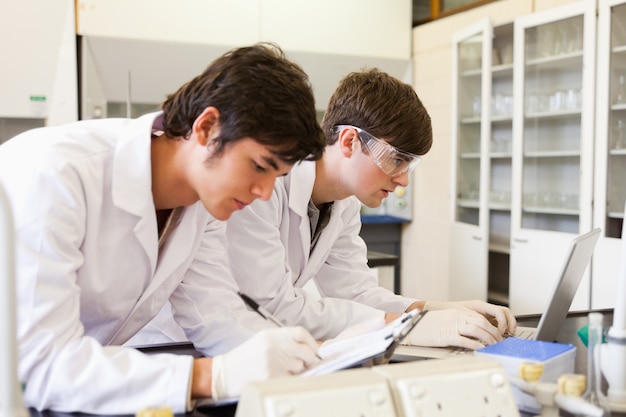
left=392, top=227, right=602, bottom=361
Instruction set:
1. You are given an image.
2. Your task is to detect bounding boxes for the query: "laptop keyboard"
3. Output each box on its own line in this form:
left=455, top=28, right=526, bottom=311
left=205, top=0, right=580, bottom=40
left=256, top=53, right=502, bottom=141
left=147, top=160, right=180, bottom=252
left=512, top=327, right=535, bottom=340
left=449, top=327, right=536, bottom=356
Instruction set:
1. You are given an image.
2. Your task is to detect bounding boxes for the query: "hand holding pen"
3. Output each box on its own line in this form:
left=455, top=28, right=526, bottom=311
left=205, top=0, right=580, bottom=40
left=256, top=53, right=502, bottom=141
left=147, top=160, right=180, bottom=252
left=238, top=292, right=323, bottom=360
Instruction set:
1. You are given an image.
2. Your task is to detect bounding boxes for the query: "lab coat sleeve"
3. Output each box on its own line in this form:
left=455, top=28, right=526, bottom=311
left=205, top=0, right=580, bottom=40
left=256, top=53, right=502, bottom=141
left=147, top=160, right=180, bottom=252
left=315, top=197, right=419, bottom=312
left=167, top=218, right=273, bottom=357
left=6, top=163, right=193, bottom=414
left=226, top=191, right=387, bottom=340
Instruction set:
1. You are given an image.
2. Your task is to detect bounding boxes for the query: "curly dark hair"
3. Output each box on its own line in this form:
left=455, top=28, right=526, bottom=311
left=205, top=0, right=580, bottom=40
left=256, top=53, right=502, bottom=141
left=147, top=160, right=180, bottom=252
left=321, top=69, right=432, bottom=156
left=161, top=43, right=325, bottom=164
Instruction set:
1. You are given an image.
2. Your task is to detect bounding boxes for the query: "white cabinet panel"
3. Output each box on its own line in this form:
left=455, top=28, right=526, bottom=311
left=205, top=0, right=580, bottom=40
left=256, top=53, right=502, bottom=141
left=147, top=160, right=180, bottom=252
left=260, top=0, right=411, bottom=59
left=77, top=1, right=412, bottom=114
left=449, top=223, right=488, bottom=300
left=0, top=0, right=77, bottom=122
left=509, top=230, right=590, bottom=315
left=76, top=0, right=259, bottom=46
left=76, top=0, right=410, bottom=60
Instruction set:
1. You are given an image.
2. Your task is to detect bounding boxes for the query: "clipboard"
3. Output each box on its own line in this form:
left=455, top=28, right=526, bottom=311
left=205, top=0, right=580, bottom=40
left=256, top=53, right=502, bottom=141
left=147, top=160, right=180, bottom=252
left=195, top=311, right=427, bottom=409
left=301, top=310, right=428, bottom=377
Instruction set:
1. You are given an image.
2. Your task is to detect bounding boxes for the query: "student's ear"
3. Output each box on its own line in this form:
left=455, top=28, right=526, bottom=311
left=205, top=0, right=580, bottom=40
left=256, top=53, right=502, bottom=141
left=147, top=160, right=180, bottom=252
left=193, top=106, right=221, bottom=146
left=338, top=128, right=358, bottom=158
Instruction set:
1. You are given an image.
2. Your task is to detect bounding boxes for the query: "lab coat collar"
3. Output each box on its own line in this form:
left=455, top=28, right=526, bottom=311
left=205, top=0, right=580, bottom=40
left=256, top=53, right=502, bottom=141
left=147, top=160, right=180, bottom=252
left=111, top=112, right=161, bottom=276
left=108, top=203, right=208, bottom=345
left=286, top=161, right=353, bottom=275
left=286, top=161, right=316, bottom=218
left=286, top=161, right=316, bottom=257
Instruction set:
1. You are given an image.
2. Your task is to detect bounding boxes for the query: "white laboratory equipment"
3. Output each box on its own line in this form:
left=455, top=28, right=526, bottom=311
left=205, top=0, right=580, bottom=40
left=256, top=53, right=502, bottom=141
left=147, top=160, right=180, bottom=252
left=235, top=356, right=520, bottom=417
left=582, top=313, right=612, bottom=415
left=373, top=356, right=520, bottom=417
left=235, top=367, right=395, bottom=417
left=509, top=369, right=605, bottom=417
left=0, top=183, right=28, bottom=417
left=600, top=202, right=626, bottom=413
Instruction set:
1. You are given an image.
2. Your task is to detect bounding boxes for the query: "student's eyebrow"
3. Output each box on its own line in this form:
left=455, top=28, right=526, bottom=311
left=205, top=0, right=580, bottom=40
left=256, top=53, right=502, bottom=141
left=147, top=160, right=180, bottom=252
left=261, top=155, right=280, bottom=171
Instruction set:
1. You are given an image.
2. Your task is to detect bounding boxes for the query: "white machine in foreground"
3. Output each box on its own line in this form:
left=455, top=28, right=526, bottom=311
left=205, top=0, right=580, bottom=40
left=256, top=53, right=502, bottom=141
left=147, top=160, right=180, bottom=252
left=234, top=356, right=521, bottom=417
left=0, top=184, right=28, bottom=417
left=600, top=202, right=626, bottom=412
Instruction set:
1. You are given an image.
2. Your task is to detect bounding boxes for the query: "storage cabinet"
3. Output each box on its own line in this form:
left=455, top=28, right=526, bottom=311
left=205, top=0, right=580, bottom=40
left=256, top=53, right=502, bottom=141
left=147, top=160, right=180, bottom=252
left=450, top=1, right=599, bottom=315
left=450, top=19, right=515, bottom=305
left=592, top=0, right=626, bottom=309
left=509, top=2, right=596, bottom=315
left=450, top=18, right=492, bottom=303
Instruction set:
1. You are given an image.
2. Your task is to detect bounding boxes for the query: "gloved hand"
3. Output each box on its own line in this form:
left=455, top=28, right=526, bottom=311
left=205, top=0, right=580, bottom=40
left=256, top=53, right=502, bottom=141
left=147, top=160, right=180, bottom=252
left=211, top=327, right=319, bottom=400
left=423, top=300, right=517, bottom=336
left=404, top=308, right=504, bottom=350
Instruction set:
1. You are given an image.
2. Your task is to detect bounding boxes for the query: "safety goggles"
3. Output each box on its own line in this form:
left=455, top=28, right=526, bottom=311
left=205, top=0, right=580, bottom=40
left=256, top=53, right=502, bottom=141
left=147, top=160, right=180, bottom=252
left=334, top=125, right=422, bottom=176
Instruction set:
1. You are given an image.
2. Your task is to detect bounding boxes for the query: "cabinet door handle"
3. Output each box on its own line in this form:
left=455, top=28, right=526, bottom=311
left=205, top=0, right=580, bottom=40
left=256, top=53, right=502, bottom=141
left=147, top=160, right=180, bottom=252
left=512, top=238, right=528, bottom=243
left=472, top=235, right=482, bottom=241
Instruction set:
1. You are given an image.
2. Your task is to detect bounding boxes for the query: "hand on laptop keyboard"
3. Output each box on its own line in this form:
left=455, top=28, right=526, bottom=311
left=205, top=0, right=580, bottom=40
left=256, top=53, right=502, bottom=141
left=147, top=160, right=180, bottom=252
left=423, top=300, right=517, bottom=337
left=403, top=308, right=504, bottom=350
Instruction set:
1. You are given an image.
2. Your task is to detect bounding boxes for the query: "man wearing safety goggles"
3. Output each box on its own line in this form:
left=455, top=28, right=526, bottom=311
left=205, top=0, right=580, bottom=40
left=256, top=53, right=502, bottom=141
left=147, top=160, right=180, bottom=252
left=141, top=69, right=517, bottom=351
left=223, top=68, right=518, bottom=350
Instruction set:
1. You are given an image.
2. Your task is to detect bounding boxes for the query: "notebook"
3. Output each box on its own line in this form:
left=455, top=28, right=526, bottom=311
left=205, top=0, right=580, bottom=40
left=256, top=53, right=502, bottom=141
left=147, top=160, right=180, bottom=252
left=392, top=227, right=602, bottom=361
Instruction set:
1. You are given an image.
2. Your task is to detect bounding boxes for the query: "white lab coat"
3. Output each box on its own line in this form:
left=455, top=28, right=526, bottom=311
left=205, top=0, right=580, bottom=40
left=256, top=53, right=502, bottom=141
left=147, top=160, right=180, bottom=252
left=0, top=112, right=263, bottom=414
left=225, top=160, right=419, bottom=340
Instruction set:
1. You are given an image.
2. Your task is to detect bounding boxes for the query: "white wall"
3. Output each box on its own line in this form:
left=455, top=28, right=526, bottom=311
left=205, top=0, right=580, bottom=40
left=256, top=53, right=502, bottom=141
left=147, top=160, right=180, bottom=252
left=402, top=0, right=581, bottom=301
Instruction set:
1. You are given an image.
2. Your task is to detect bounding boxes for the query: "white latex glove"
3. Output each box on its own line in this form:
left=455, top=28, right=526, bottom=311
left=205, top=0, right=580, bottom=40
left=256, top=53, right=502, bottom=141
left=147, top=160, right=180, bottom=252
left=423, top=300, right=517, bottom=336
left=321, top=317, right=387, bottom=348
left=211, top=327, right=319, bottom=400
left=405, top=308, right=503, bottom=350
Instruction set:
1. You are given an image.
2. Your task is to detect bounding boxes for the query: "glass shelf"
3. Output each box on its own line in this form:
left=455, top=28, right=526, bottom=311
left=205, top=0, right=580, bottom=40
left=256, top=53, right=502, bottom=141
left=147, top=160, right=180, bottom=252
left=525, top=51, right=584, bottom=68
left=461, top=68, right=482, bottom=77
left=523, top=206, right=579, bottom=215
left=525, top=109, right=582, bottom=120
left=457, top=199, right=480, bottom=209
left=492, top=64, right=514, bottom=75
left=461, top=116, right=481, bottom=124
left=524, top=150, right=580, bottom=158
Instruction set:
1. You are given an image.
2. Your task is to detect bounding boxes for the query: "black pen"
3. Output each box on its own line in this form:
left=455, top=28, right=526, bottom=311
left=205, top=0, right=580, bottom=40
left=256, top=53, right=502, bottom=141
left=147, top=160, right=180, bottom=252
left=238, top=292, right=284, bottom=327
left=238, top=291, right=324, bottom=361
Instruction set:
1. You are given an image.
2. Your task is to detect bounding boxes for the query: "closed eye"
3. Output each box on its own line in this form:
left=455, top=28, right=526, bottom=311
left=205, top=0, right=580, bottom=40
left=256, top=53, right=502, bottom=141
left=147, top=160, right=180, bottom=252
left=253, top=161, right=267, bottom=172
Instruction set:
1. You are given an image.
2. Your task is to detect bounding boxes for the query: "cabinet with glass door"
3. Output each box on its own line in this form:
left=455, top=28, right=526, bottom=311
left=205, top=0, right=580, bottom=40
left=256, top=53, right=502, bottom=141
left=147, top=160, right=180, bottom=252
left=450, top=19, right=515, bottom=305
left=509, top=1, right=596, bottom=315
left=450, top=18, right=492, bottom=302
left=592, top=0, right=626, bottom=309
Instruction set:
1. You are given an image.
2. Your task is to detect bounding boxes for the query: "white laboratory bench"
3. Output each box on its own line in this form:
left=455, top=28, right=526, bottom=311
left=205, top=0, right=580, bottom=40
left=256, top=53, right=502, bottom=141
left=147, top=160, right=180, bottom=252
left=25, top=309, right=624, bottom=417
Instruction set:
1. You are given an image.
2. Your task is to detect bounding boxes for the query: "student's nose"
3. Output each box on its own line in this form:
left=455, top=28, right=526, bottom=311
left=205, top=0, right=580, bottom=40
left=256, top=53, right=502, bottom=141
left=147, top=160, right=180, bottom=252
left=392, top=171, right=410, bottom=187
left=251, top=177, right=275, bottom=201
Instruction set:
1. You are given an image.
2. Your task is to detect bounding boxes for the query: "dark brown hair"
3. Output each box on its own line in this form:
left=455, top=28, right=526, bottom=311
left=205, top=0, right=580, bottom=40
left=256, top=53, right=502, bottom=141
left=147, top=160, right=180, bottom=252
left=321, top=69, right=432, bottom=156
left=161, top=43, right=325, bottom=163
